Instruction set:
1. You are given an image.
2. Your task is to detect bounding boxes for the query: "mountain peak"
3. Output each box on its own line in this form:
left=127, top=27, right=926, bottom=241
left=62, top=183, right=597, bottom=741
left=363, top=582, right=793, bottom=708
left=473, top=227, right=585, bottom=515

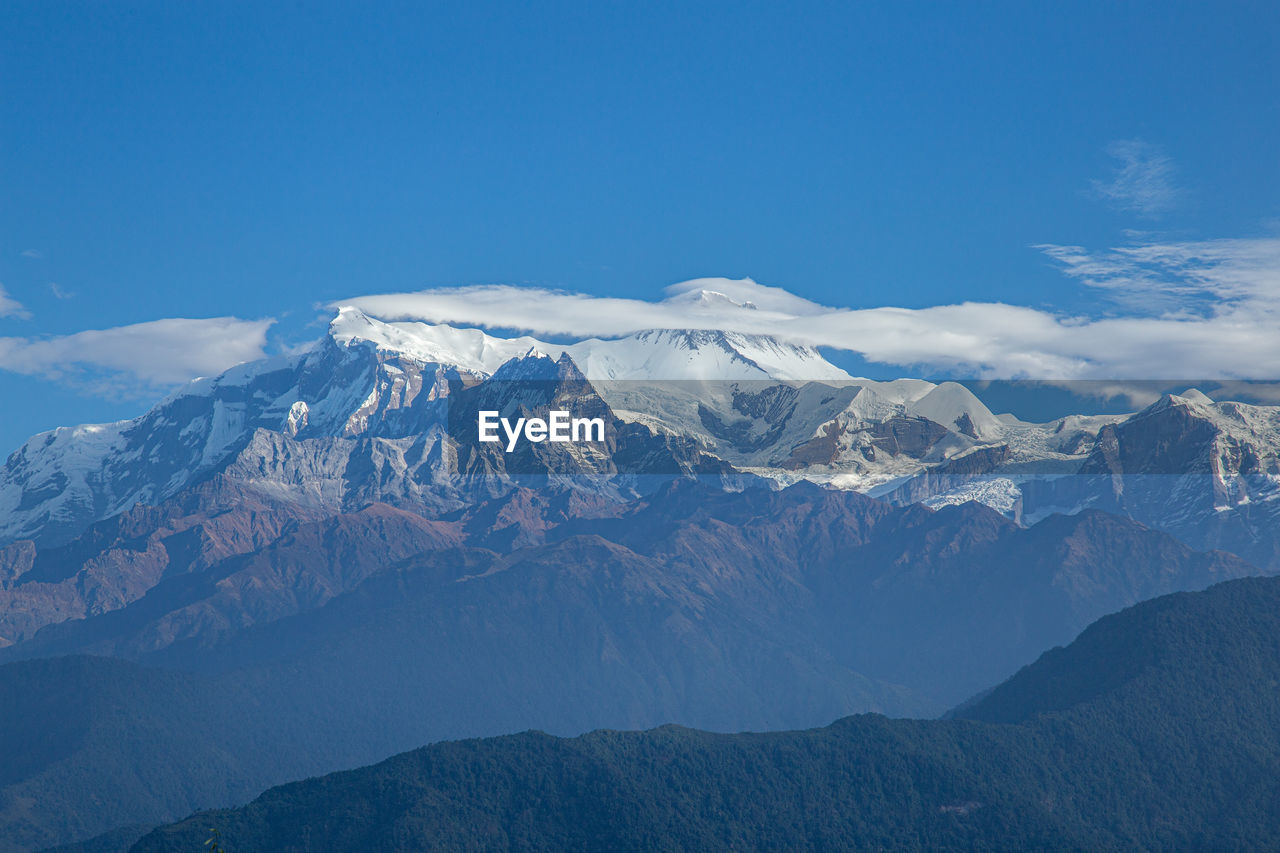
left=491, top=349, right=570, bottom=382
left=1179, top=388, right=1215, bottom=405
left=325, top=307, right=851, bottom=382
left=905, top=382, right=1003, bottom=440
left=666, top=287, right=760, bottom=312
left=328, top=304, right=376, bottom=343
left=1142, top=390, right=1217, bottom=419
left=327, top=308, right=548, bottom=375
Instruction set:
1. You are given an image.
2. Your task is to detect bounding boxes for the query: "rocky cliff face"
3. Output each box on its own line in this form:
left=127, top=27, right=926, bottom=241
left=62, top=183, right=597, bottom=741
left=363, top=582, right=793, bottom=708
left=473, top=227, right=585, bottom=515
left=1018, top=394, right=1280, bottom=567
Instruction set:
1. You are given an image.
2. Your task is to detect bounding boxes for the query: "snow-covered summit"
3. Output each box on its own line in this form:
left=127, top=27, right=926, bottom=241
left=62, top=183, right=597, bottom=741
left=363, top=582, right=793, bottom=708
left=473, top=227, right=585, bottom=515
left=328, top=306, right=852, bottom=382
left=906, top=383, right=1004, bottom=440
left=13, top=302, right=1274, bottom=554
left=329, top=307, right=542, bottom=375
left=564, top=329, right=852, bottom=382
left=0, top=308, right=853, bottom=547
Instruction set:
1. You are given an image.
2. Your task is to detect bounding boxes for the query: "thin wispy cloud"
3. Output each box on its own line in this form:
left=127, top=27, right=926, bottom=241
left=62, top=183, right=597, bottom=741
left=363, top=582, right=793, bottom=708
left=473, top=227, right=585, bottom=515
left=0, top=316, right=275, bottom=396
left=48, top=282, right=72, bottom=300
left=0, top=285, right=31, bottom=320
left=335, top=237, right=1280, bottom=380
left=1038, top=236, right=1280, bottom=314
left=19, top=249, right=43, bottom=259
left=1089, top=139, right=1180, bottom=217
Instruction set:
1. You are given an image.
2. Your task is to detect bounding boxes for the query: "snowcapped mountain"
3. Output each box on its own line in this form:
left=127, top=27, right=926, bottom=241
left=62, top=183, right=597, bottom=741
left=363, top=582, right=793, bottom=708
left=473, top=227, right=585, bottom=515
left=567, top=328, right=852, bottom=382
left=0, top=306, right=1016, bottom=547
left=328, top=306, right=546, bottom=376
left=4, top=305, right=1280, bottom=571
left=0, top=331, right=447, bottom=546
left=0, top=309, right=785, bottom=547
left=905, top=383, right=1006, bottom=440
left=889, top=390, right=1280, bottom=567
left=329, top=306, right=852, bottom=382
left=3, top=306, right=1280, bottom=852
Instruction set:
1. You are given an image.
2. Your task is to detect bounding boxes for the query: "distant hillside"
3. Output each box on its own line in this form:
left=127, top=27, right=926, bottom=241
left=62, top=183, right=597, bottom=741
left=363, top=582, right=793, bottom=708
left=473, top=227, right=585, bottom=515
left=0, top=478, right=1261, bottom=851
left=0, top=656, right=346, bottom=853
left=132, top=575, right=1280, bottom=852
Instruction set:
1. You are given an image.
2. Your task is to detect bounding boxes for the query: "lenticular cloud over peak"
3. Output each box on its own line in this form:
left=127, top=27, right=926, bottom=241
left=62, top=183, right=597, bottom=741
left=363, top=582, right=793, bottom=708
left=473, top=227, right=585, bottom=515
left=334, top=277, right=804, bottom=341
left=335, top=241, right=1280, bottom=381
left=660, top=277, right=832, bottom=317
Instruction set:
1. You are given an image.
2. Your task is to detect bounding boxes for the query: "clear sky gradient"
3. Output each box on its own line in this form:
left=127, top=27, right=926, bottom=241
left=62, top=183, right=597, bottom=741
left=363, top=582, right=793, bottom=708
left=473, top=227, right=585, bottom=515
left=0, top=1, right=1277, bottom=451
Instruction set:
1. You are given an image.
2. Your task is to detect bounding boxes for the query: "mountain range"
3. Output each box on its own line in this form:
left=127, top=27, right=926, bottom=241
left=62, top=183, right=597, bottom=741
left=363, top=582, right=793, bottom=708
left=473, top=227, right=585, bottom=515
left=5, top=474, right=1254, bottom=850
left=128, top=573, right=1280, bottom=852
left=1, top=298, right=1277, bottom=850
left=6, top=301, right=1277, bottom=566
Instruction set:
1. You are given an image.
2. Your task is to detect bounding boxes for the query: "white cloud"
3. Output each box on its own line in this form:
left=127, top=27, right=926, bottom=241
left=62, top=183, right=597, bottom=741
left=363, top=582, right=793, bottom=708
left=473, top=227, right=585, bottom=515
left=0, top=316, right=275, bottom=394
left=0, top=285, right=30, bottom=320
left=1090, top=139, right=1179, bottom=217
left=338, top=278, right=830, bottom=341
left=19, top=249, right=42, bottom=259
left=335, top=238, right=1280, bottom=380
left=1038, top=237, right=1280, bottom=313
left=48, top=282, right=72, bottom=300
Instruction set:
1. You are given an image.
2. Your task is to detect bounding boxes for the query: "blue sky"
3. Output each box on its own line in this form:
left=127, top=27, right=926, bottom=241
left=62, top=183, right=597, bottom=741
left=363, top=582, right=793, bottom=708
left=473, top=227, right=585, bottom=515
left=0, top=1, right=1277, bottom=451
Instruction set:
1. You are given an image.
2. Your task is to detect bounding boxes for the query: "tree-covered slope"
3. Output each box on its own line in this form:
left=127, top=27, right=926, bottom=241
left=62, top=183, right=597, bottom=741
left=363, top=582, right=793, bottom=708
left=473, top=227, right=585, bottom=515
left=2, top=482, right=1262, bottom=852
left=132, top=575, right=1280, bottom=852
left=0, top=657, right=277, bottom=853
